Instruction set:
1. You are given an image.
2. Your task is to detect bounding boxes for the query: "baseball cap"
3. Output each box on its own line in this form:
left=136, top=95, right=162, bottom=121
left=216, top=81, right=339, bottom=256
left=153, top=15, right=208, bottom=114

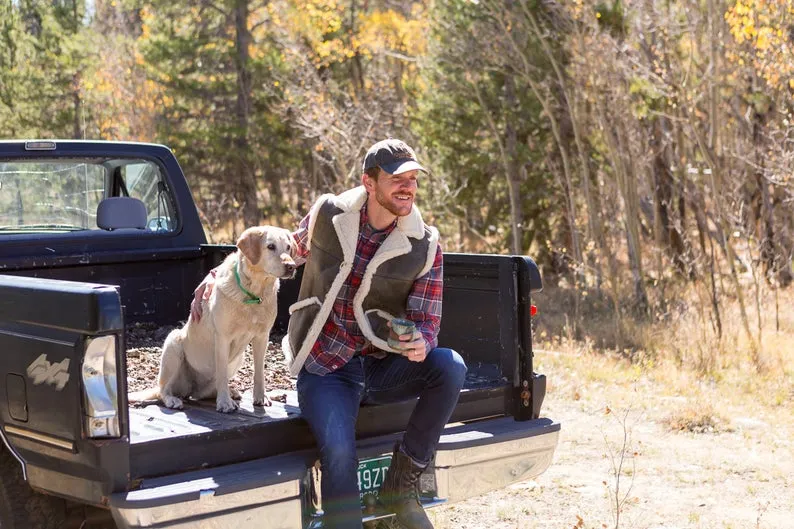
left=362, top=139, right=427, bottom=175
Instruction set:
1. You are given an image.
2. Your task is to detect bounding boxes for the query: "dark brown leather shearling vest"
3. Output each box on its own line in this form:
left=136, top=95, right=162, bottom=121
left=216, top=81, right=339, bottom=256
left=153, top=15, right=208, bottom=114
left=282, top=186, right=438, bottom=375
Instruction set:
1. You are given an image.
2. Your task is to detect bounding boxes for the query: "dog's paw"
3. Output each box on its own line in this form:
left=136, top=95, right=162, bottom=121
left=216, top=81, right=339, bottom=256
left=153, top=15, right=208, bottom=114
left=163, top=395, right=184, bottom=409
left=216, top=395, right=239, bottom=413
left=253, top=392, right=272, bottom=407
left=230, top=387, right=242, bottom=400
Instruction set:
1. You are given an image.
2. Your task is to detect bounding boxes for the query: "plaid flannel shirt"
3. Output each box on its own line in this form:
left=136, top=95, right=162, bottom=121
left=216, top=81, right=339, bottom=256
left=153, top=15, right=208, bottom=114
left=291, top=203, right=443, bottom=375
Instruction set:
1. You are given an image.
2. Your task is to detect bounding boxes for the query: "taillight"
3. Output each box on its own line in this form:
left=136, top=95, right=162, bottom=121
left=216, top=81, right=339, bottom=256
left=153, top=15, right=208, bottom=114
left=82, top=336, right=120, bottom=438
left=530, top=305, right=537, bottom=317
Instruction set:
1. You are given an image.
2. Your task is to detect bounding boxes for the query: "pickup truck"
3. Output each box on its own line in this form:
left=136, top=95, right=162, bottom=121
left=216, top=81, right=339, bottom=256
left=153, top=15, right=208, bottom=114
left=0, top=140, right=560, bottom=529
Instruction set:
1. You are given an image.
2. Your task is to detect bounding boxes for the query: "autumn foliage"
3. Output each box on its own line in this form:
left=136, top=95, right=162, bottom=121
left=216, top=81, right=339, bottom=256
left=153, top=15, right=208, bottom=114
left=2, top=0, right=794, bottom=370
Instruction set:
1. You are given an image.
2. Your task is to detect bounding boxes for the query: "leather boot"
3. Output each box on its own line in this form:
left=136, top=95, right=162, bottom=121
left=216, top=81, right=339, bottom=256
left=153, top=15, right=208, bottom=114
left=377, top=443, right=433, bottom=529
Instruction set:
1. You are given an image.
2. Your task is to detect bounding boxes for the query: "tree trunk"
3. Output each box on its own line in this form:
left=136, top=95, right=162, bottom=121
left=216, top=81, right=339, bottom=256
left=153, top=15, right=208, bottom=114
left=497, top=0, right=580, bottom=261
left=650, top=117, right=687, bottom=275
left=691, top=107, right=761, bottom=369
left=469, top=73, right=523, bottom=255
left=600, top=104, right=648, bottom=314
left=349, top=0, right=364, bottom=95
left=523, top=0, right=598, bottom=286
left=708, top=0, right=720, bottom=158
left=693, top=193, right=722, bottom=338
left=751, top=103, right=792, bottom=287
left=504, top=75, right=523, bottom=255
left=72, top=71, right=82, bottom=139
left=234, top=0, right=260, bottom=228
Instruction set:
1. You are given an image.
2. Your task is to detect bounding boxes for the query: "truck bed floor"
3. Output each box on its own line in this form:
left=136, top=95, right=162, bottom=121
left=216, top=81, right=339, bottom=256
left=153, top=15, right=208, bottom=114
left=129, top=390, right=302, bottom=444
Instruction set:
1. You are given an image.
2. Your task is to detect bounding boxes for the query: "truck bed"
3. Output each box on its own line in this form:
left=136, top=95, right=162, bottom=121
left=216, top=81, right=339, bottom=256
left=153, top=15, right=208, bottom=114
left=0, top=244, right=544, bottom=496
left=127, top=366, right=508, bottom=479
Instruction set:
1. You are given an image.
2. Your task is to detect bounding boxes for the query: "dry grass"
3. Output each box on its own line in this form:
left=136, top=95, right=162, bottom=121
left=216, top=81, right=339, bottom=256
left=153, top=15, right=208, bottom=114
left=664, top=402, right=729, bottom=434
left=533, top=277, right=794, bottom=407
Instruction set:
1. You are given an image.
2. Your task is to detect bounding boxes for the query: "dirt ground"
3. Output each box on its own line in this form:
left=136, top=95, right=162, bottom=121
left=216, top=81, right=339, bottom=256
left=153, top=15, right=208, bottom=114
left=426, top=350, right=794, bottom=529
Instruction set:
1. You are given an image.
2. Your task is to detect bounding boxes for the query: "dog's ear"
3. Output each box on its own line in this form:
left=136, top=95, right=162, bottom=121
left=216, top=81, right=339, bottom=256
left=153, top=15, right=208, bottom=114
left=236, top=228, right=264, bottom=265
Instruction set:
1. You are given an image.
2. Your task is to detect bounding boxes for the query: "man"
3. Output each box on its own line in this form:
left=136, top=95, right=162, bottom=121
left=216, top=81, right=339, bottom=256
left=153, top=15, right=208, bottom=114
left=191, top=139, right=467, bottom=529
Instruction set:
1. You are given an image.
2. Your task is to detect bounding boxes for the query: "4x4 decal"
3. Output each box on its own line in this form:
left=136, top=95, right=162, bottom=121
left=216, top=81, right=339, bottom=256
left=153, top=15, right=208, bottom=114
left=26, top=354, right=71, bottom=391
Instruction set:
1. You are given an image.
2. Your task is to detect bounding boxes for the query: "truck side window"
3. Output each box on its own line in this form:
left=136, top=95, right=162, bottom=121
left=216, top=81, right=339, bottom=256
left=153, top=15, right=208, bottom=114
left=121, top=162, right=177, bottom=232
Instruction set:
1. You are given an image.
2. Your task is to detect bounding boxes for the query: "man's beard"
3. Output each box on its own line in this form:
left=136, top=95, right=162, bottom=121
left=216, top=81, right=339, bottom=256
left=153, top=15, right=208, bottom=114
left=375, top=188, right=413, bottom=216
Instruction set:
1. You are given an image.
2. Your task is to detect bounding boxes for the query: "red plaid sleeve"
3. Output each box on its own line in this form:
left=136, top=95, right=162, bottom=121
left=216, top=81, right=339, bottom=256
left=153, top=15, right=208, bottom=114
left=291, top=212, right=311, bottom=265
left=406, top=243, right=443, bottom=353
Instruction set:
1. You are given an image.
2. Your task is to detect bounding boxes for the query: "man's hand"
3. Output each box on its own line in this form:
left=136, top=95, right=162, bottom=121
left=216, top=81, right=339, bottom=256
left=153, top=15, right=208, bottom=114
left=400, top=332, right=427, bottom=362
left=387, top=322, right=427, bottom=362
left=190, top=271, right=217, bottom=322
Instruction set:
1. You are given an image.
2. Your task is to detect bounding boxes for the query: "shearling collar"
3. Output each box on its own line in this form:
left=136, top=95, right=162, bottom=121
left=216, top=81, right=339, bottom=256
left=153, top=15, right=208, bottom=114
left=331, top=185, right=426, bottom=239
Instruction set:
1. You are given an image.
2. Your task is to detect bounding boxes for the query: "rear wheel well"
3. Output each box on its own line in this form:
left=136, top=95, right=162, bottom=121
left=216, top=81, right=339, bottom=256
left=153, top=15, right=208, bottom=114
left=0, top=447, right=68, bottom=529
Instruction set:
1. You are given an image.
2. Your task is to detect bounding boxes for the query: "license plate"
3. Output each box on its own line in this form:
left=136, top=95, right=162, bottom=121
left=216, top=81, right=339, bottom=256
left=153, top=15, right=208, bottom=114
left=357, top=455, right=391, bottom=503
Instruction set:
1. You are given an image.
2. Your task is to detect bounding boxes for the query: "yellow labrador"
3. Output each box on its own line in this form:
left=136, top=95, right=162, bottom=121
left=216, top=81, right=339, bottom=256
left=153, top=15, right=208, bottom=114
left=132, top=226, right=296, bottom=413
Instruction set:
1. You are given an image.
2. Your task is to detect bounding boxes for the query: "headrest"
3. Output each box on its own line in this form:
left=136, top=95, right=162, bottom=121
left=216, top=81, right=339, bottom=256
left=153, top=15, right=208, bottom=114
left=97, top=197, right=147, bottom=230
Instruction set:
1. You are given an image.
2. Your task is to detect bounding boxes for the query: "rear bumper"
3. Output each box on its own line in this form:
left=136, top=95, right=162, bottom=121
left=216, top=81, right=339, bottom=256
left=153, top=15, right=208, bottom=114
left=109, top=451, right=308, bottom=529
left=433, top=417, right=559, bottom=503
left=110, top=417, right=560, bottom=529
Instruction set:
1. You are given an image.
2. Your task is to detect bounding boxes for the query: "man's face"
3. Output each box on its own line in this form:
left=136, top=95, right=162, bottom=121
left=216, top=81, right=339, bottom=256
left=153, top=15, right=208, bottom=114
left=367, top=169, right=419, bottom=217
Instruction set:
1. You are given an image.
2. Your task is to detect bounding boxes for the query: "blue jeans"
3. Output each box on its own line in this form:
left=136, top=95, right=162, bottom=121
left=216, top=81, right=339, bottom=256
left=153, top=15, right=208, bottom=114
left=297, top=348, right=467, bottom=529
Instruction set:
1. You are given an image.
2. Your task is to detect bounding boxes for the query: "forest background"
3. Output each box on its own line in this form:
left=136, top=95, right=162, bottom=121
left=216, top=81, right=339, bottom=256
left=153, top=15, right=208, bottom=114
left=3, top=0, right=794, bottom=381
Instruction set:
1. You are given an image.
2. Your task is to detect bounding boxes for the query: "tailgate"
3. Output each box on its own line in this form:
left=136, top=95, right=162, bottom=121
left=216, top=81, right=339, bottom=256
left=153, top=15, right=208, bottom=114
left=0, top=274, right=129, bottom=504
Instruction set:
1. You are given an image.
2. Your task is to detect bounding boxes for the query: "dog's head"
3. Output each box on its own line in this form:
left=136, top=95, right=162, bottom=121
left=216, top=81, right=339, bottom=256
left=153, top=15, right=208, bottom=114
left=236, top=226, right=297, bottom=280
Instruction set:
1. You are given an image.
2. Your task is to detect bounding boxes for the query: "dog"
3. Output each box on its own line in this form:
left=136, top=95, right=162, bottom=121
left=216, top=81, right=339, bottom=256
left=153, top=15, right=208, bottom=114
left=130, top=226, right=296, bottom=413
